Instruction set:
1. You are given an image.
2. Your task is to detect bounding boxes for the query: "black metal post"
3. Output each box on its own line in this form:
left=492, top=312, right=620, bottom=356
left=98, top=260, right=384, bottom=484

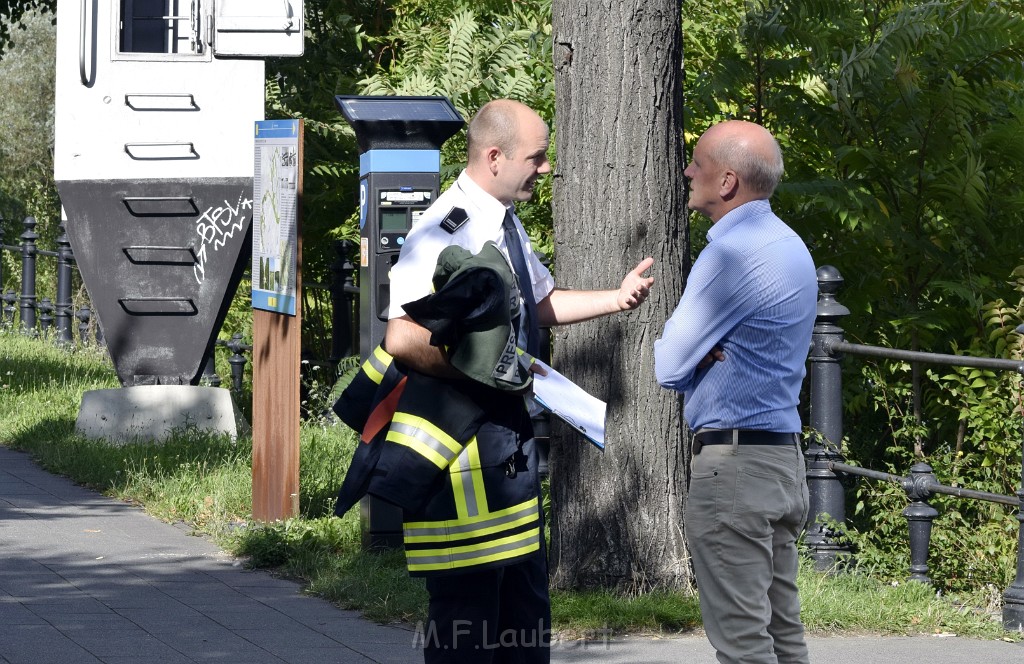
left=38, top=297, right=54, bottom=335
left=901, top=462, right=939, bottom=584
left=330, top=239, right=356, bottom=363
left=201, top=353, right=222, bottom=387
left=224, top=333, right=251, bottom=394
left=2, top=290, right=16, bottom=326
left=0, top=218, right=5, bottom=291
left=19, top=216, right=38, bottom=332
left=76, top=306, right=91, bottom=344
left=55, top=223, right=74, bottom=344
left=805, top=265, right=853, bottom=569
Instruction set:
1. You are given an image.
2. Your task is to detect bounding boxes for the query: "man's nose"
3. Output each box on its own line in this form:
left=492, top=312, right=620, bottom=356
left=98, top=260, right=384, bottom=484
left=538, top=159, right=552, bottom=174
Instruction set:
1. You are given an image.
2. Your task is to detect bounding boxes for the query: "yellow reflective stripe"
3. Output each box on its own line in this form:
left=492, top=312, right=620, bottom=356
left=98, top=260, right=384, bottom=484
left=404, top=498, right=540, bottom=543
left=405, top=512, right=539, bottom=544
left=466, top=442, right=488, bottom=514
left=405, top=528, right=541, bottom=572
left=449, top=439, right=489, bottom=519
left=449, top=442, right=471, bottom=518
left=386, top=412, right=462, bottom=470
left=361, top=345, right=392, bottom=385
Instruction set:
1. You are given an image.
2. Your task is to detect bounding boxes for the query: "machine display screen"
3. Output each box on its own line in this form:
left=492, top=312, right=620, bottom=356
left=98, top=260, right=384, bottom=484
left=380, top=209, right=408, bottom=231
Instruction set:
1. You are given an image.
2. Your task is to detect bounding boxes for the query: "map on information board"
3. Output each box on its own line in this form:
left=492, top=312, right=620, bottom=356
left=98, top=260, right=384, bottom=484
left=252, top=119, right=300, bottom=315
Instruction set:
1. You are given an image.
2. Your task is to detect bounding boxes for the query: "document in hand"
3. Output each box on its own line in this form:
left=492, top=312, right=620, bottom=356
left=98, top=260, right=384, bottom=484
left=530, top=358, right=606, bottom=450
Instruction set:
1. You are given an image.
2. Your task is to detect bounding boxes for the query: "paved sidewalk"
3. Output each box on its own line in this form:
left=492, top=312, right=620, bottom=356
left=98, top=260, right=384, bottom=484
left=1, top=445, right=1022, bottom=663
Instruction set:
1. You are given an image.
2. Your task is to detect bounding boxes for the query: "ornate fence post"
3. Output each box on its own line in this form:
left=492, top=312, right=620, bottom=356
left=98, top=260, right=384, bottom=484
left=55, top=222, right=74, bottom=344
left=2, top=290, right=16, bottom=325
left=805, top=265, right=853, bottom=569
left=201, top=353, right=222, bottom=387
left=224, top=333, right=251, bottom=394
left=330, top=239, right=356, bottom=363
left=901, top=462, right=939, bottom=584
left=19, top=216, right=38, bottom=332
left=1, top=220, right=8, bottom=327
left=76, top=305, right=92, bottom=344
left=38, top=297, right=54, bottom=336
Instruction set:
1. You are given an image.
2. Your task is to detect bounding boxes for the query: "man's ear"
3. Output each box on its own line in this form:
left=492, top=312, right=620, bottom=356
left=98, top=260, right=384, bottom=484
left=486, top=146, right=502, bottom=175
left=719, top=170, right=739, bottom=199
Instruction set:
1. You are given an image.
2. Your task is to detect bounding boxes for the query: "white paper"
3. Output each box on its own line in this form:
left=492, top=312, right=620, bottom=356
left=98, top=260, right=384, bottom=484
left=530, top=358, right=606, bottom=450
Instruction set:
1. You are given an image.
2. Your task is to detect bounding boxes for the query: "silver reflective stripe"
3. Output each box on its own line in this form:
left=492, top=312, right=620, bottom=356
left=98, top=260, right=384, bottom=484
left=405, top=528, right=541, bottom=568
left=388, top=421, right=461, bottom=465
left=451, top=447, right=481, bottom=518
left=363, top=345, right=392, bottom=384
left=404, top=500, right=540, bottom=540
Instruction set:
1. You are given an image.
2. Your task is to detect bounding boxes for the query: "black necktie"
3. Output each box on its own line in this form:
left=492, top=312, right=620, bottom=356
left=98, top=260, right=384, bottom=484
left=502, top=210, right=540, bottom=357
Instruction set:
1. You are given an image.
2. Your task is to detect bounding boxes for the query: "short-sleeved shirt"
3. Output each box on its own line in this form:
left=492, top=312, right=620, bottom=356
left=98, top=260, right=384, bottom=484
left=388, top=170, right=555, bottom=319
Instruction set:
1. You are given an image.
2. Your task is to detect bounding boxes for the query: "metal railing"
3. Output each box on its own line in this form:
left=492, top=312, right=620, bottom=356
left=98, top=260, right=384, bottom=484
left=1, top=215, right=99, bottom=343
left=805, top=265, right=1024, bottom=631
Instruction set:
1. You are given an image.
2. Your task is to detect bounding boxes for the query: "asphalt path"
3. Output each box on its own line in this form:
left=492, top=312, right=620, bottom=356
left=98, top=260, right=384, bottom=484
left=2, top=445, right=1021, bottom=663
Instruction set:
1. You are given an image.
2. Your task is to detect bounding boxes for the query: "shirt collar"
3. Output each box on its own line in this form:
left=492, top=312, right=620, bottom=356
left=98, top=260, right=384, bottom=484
left=707, top=199, right=773, bottom=242
left=457, top=170, right=512, bottom=229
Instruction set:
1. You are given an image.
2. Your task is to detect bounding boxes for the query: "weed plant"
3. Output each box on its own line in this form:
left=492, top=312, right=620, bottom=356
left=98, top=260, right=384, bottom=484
left=0, top=328, right=1019, bottom=639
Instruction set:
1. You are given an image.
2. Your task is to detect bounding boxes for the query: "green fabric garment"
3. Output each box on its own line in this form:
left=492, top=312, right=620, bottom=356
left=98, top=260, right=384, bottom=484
left=403, top=241, right=532, bottom=392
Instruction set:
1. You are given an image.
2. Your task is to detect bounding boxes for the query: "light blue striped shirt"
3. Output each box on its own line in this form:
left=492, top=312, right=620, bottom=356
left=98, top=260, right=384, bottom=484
left=654, top=200, right=817, bottom=433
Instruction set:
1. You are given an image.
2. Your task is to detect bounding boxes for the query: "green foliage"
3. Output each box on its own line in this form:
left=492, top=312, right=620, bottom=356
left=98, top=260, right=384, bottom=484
left=797, top=558, right=1011, bottom=637
left=263, top=1, right=387, bottom=281
left=687, top=0, right=1024, bottom=349
left=550, top=588, right=701, bottom=635
left=0, top=0, right=53, bottom=58
left=358, top=0, right=555, bottom=257
left=840, top=271, right=1024, bottom=593
left=0, top=6, right=60, bottom=264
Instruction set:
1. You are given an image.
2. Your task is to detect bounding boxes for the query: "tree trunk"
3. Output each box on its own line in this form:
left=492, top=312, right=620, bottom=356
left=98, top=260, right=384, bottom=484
left=549, top=0, right=690, bottom=591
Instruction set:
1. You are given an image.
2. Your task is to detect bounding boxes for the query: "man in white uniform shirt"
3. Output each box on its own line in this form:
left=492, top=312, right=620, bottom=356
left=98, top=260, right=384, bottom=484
left=384, top=98, right=655, bottom=664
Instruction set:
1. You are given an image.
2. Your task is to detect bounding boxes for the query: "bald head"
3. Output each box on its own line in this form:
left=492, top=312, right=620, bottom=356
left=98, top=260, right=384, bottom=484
left=703, top=120, right=784, bottom=197
left=684, top=120, right=784, bottom=222
left=467, top=99, right=540, bottom=164
left=465, top=100, right=551, bottom=204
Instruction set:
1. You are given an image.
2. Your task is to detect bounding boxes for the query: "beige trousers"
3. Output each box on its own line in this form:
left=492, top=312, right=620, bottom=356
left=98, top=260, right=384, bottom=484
left=685, top=441, right=811, bottom=664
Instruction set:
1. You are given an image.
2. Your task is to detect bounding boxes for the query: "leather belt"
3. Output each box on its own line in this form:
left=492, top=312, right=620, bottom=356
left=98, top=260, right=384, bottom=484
left=694, top=429, right=797, bottom=446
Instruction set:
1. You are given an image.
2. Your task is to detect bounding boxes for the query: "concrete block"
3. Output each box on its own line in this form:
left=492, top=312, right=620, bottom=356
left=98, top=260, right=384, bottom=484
left=75, top=386, right=250, bottom=444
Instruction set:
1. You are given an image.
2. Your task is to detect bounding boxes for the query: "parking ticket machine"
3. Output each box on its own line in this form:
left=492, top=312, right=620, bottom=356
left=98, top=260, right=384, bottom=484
left=334, top=95, right=465, bottom=360
left=334, top=95, right=464, bottom=547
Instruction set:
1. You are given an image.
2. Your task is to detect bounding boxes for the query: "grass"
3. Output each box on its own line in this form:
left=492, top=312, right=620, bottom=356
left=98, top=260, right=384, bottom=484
left=1, top=327, right=1019, bottom=641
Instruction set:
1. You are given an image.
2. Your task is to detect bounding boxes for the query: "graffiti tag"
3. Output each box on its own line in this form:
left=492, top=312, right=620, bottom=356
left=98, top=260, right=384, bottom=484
left=194, top=192, right=253, bottom=284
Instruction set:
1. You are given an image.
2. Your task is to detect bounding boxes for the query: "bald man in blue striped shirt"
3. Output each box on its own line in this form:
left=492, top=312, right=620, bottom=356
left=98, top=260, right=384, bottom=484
left=655, top=120, right=817, bottom=664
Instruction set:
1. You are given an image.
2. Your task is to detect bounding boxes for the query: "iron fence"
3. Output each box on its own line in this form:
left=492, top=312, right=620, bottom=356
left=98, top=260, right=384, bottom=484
left=0, top=215, right=97, bottom=343
left=805, top=265, right=1024, bottom=631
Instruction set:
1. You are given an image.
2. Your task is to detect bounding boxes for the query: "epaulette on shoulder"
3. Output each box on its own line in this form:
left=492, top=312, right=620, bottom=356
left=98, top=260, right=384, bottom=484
left=439, top=206, right=469, bottom=234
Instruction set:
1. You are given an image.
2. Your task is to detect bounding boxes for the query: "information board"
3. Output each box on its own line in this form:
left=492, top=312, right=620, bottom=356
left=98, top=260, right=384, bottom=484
left=252, top=119, right=300, bottom=315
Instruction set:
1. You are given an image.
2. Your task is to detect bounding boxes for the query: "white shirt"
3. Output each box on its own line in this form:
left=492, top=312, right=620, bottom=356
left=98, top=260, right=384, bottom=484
left=388, top=170, right=555, bottom=319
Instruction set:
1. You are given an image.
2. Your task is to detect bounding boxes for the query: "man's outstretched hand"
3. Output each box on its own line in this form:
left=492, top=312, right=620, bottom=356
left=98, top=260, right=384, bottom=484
left=617, top=257, right=655, bottom=310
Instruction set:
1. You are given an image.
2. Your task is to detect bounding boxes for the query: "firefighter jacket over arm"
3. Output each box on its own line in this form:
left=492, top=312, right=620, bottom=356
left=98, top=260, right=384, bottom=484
left=331, top=243, right=543, bottom=577
left=403, top=241, right=533, bottom=393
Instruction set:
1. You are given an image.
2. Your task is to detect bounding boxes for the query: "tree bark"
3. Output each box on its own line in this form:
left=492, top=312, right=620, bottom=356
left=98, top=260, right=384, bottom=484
left=549, top=0, right=691, bottom=591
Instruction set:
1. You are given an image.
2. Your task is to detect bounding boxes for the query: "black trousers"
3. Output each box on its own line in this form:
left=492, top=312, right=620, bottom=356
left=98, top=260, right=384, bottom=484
left=422, top=553, right=551, bottom=664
